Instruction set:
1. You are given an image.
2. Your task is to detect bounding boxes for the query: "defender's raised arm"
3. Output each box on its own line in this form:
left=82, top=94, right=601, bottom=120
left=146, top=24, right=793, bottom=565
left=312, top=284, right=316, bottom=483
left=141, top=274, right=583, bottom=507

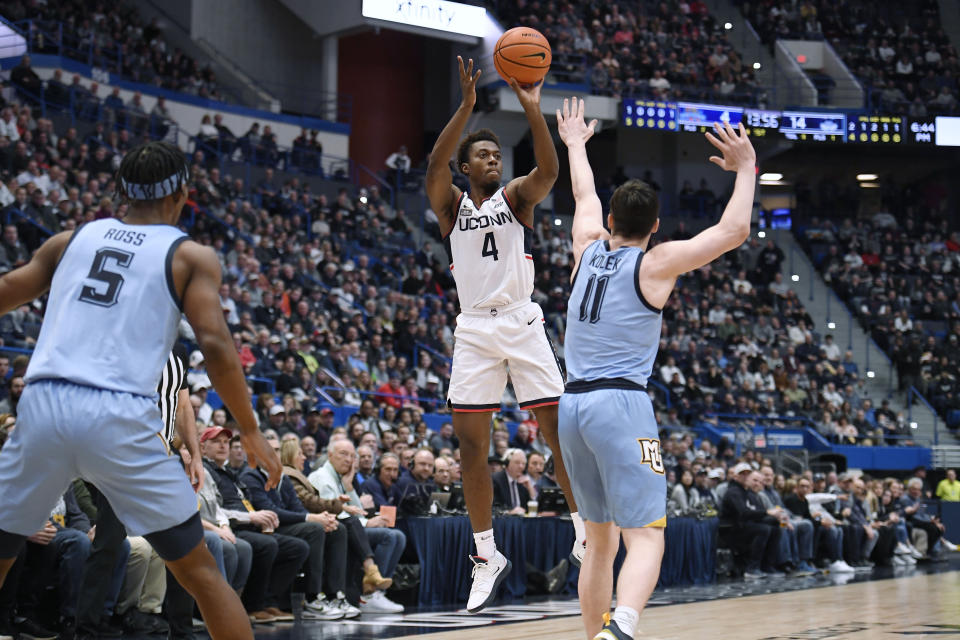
left=557, top=97, right=606, bottom=268
left=641, top=121, right=756, bottom=308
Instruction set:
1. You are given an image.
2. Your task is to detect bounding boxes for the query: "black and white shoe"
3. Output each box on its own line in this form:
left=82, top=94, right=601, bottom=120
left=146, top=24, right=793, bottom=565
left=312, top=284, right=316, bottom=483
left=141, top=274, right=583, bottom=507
left=466, top=552, right=512, bottom=613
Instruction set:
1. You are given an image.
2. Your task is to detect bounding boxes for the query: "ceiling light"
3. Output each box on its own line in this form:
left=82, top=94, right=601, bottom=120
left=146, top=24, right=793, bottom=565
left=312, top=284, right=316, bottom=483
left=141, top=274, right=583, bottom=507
left=759, top=173, right=783, bottom=181
left=753, top=62, right=761, bottom=70
left=856, top=173, right=878, bottom=181
left=757, top=231, right=766, bottom=238
left=724, top=22, right=733, bottom=29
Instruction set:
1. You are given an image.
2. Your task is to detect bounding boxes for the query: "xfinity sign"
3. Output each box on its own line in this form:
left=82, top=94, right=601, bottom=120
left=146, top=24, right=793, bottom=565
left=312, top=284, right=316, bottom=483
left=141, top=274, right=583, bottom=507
left=362, top=0, right=488, bottom=38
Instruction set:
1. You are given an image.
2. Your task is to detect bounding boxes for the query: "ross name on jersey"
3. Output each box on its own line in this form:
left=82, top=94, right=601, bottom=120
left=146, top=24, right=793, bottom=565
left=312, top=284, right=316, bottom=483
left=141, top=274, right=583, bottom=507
left=458, top=210, right=514, bottom=232
left=103, top=228, right=146, bottom=246
left=589, top=253, right=623, bottom=271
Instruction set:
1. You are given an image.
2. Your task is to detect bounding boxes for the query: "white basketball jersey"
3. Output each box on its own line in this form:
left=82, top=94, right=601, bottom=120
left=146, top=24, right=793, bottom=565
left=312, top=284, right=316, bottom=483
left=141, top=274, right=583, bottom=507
left=443, top=187, right=533, bottom=310
left=26, top=219, right=188, bottom=398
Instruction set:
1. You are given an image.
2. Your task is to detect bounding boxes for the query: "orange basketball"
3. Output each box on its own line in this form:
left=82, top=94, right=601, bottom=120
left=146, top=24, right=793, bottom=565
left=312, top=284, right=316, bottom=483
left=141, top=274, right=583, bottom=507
left=493, top=27, right=552, bottom=85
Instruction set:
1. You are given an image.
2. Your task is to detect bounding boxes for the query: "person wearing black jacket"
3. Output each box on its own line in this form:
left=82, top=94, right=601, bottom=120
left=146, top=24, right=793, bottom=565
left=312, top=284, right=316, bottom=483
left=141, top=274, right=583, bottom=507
left=720, top=464, right=783, bottom=578
left=784, top=477, right=845, bottom=568
left=201, top=432, right=309, bottom=624
left=239, top=463, right=356, bottom=618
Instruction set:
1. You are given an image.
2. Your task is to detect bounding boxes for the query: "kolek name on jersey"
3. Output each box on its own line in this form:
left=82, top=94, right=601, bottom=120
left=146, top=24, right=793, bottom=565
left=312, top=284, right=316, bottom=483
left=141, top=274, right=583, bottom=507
left=457, top=209, right=515, bottom=232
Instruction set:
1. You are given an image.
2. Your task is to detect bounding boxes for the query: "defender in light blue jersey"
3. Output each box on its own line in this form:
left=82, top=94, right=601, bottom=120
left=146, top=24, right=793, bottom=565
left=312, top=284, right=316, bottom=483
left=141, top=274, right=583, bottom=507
left=0, top=142, right=279, bottom=640
left=556, top=98, right=757, bottom=640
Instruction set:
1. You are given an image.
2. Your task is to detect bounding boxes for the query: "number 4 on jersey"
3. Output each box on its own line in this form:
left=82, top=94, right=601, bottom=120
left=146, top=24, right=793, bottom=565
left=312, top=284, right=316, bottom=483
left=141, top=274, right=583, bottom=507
left=481, top=232, right=499, bottom=261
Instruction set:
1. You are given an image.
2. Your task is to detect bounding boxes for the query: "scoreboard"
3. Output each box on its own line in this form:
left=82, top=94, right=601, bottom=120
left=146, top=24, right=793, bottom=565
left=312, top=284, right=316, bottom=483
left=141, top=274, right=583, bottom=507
left=620, top=98, right=960, bottom=146
left=677, top=103, right=743, bottom=132
left=779, top=111, right=846, bottom=142
left=847, top=115, right=903, bottom=144
left=622, top=100, right=677, bottom=131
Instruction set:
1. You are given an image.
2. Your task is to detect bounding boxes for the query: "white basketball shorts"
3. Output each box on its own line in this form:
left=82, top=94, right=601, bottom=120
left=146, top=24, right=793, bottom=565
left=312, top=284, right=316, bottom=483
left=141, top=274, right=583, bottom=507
left=447, top=299, right=565, bottom=412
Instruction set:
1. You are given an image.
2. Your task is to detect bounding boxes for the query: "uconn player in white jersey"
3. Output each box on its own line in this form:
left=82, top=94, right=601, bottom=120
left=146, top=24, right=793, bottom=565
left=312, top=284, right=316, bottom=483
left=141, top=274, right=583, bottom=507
left=426, top=57, right=585, bottom=612
left=0, top=142, right=278, bottom=640
left=556, top=99, right=756, bottom=640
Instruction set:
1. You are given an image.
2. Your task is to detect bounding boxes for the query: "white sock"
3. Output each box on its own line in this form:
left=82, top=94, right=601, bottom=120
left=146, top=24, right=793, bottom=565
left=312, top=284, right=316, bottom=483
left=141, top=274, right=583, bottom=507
left=474, top=529, right=496, bottom=559
left=612, top=605, right=639, bottom=638
left=571, top=511, right=586, bottom=543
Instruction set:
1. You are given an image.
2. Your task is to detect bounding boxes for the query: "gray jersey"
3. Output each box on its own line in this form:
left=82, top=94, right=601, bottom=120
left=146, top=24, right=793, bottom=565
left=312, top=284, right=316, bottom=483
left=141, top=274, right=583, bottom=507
left=26, top=219, right=188, bottom=398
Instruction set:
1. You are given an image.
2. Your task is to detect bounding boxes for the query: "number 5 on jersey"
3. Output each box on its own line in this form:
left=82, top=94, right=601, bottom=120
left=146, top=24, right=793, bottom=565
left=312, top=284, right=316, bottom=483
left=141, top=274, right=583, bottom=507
left=481, top=232, right=499, bottom=261
left=78, top=247, right=134, bottom=307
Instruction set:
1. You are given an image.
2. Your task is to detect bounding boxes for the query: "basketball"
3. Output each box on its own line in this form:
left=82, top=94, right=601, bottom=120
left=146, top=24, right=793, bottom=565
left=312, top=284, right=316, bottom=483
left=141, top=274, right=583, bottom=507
left=493, top=27, right=552, bottom=85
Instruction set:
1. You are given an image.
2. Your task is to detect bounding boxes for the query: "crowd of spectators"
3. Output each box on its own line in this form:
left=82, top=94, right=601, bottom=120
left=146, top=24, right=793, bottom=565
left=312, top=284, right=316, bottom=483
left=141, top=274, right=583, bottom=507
left=628, top=227, right=914, bottom=446
left=711, top=458, right=958, bottom=578
left=491, top=0, right=764, bottom=106
left=2, top=58, right=960, bottom=640
left=798, top=200, right=960, bottom=426
left=3, top=0, right=222, bottom=100
left=735, top=0, right=960, bottom=114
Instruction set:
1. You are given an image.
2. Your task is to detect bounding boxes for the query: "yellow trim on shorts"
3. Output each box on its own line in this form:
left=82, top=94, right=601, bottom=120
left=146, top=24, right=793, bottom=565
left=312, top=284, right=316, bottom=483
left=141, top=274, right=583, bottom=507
left=156, top=432, right=172, bottom=456
left=643, top=516, right=667, bottom=528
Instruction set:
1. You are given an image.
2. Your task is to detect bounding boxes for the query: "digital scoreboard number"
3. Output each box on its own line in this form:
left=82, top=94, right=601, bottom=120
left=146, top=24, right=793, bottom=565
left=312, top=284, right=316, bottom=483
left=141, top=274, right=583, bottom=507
left=743, top=109, right=780, bottom=138
left=622, top=100, right=677, bottom=131
left=847, top=115, right=902, bottom=143
left=780, top=111, right=846, bottom=142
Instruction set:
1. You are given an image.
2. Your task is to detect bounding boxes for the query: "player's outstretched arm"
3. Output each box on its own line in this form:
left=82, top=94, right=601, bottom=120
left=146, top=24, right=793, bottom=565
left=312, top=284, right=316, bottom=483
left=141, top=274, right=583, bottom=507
left=426, top=56, right=478, bottom=232
left=557, top=96, right=607, bottom=270
left=642, top=122, right=755, bottom=307
left=506, top=78, right=559, bottom=221
left=0, top=230, right=72, bottom=316
left=178, top=241, right=281, bottom=489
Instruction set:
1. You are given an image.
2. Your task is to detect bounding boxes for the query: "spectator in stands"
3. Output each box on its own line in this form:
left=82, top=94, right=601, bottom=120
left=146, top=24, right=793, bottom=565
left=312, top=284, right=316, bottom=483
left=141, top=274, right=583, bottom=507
left=116, top=537, right=170, bottom=635
left=25, top=486, right=128, bottom=638
left=670, top=470, right=701, bottom=513
left=305, top=439, right=405, bottom=613
left=936, top=469, right=960, bottom=502
left=492, top=449, right=529, bottom=516
left=784, top=476, right=850, bottom=571
left=385, top=146, right=411, bottom=186
left=759, top=466, right=816, bottom=574
left=11, top=55, right=41, bottom=99
left=359, top=452, right=403, bottom=509
left=200, top=428, right=312, bottom=623
left=194, top=439, right=253, bottom=597
left=0, top=377, right=23, bottom=416
left=394, top=448, right=437, bottom=515
left=900, top=477, right=955, bottom=557
left=720, top=463, right=783, bottom=578
left=356, top=445, right=376, bottom=485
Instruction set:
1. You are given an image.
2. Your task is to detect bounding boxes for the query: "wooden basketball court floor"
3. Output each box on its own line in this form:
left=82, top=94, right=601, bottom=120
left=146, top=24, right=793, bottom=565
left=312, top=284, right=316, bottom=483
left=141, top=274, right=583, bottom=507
left=243, top=559, right=960, bottom=640
left=399, top=571, right=960, bottom=640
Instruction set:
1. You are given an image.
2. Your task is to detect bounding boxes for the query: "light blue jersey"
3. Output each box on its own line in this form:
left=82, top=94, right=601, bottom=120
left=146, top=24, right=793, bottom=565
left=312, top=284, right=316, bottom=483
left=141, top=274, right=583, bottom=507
left=26, top=219, right=187, bottom=398
left=564, top=239, right=662, bottom=388
left=559, top=238, right=667, bottom=528
left=1, top=218, right=199, bottom=539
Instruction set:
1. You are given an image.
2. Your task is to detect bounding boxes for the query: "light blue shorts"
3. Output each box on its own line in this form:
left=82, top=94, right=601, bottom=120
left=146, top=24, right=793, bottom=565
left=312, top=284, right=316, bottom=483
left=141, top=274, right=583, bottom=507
left=0, top=380, right=198, bottom=537
left=558, top=387, right=666, bottom=528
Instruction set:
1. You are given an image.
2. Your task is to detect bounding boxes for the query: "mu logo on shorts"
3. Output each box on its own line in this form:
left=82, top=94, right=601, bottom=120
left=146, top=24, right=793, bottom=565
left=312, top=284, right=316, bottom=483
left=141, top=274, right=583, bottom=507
left=637, top=438, right=665, bottom=475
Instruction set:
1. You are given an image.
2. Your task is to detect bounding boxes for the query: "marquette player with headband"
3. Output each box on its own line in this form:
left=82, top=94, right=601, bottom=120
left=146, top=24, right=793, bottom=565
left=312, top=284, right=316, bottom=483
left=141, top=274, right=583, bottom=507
left=556, top=99, right=756, bottom=640
left=0, top=141, right=280, bottom=640
left=426, top=57, right=586, bottom=613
